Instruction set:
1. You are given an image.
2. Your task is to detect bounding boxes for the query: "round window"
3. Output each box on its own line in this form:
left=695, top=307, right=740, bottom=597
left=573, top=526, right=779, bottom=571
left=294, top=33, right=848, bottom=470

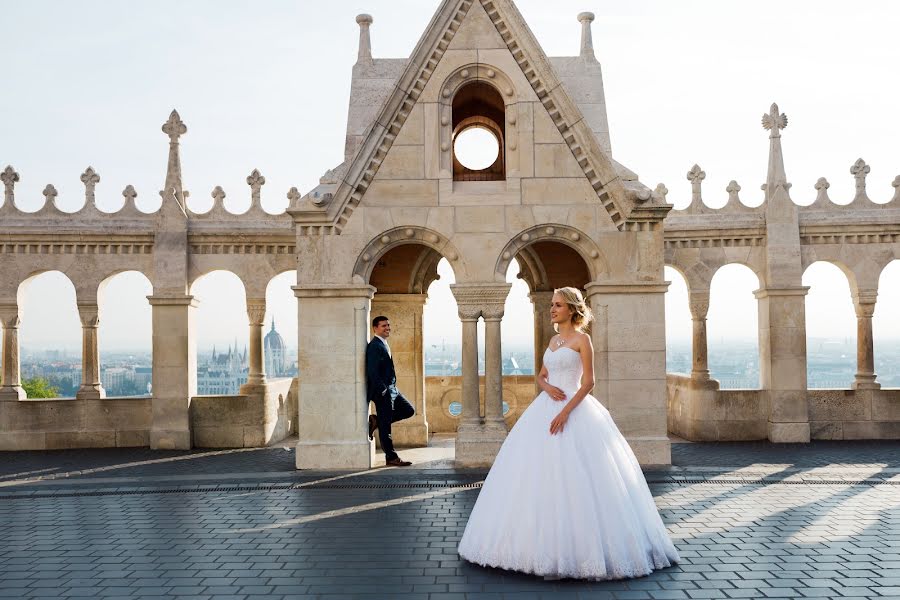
left=502, top=401, right=510, bottom=416
left=448, top=401, right=463, bottom=417
left=454, top=126, right=500, bottom=171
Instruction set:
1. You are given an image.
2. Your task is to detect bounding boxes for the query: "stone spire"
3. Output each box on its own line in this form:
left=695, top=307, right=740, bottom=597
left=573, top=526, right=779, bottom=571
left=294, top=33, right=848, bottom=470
left=577, top=12, right=596, bottom=61
left=761, top=102, right=789, bottom=201
left=356, top=14, right=373, bottom=64
left=161, top=109, right=187, bottom=212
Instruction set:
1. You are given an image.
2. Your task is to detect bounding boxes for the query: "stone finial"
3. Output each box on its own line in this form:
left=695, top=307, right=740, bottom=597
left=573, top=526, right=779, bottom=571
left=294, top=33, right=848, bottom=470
left=850, top=158, right=871, bottom=202
left=687, top=164, right=705, bottom=206
left=726, top=180, right=741, bottom=204
left=577, top=12, right=596, bottom=60
left=122, top=185, right=137, bottom=205
left=356, top=14, right=373, bottom=64
left=211, top=186, right=226, bottom=204
left=892, top=175, right=900, bottom=203
left=1, top=165, right=19, bottom=205
left=247, top=169, right=265, bottom=205
left=814, top=177, right=831, bottom=204
left=80, top=166, right=100, bottom=205
left=654, top=183, right=669, bottom=202
left=42, top=184, right=58, bottom=205
left=761, top=102, right=788, bottom=138
left=162, top=109, right=187, bottom=142
left=287, top=187, right=301, bottom=206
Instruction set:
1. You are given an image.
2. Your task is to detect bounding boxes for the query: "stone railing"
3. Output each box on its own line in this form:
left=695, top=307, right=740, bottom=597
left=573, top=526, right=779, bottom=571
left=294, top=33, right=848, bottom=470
left=666, top=373, right=900, bottom=441
left=424, top=374, right=536, bottom=436
left=192, top=377, right=297, bottom=448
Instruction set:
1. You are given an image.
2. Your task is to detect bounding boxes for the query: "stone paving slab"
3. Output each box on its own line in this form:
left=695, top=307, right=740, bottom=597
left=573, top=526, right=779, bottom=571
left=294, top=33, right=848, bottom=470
left=2, top=440, right=900, bottom=599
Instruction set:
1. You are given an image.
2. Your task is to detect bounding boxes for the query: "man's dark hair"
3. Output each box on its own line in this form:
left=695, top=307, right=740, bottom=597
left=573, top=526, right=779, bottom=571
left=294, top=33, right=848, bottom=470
left=372, top=315, right=390, bottom=328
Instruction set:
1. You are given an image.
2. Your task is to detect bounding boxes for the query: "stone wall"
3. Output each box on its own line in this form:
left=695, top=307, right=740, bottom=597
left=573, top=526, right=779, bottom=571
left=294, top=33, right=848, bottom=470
left=0, top=377, right=298, bottom=451
left=667, top=374, right=900, bottom=442
left=424, top=374, right=535, bottom=436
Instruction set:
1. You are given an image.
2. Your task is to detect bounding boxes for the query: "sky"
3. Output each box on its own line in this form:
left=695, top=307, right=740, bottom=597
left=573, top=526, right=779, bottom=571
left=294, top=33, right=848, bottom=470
left=3, top=0, right=900, bottom=354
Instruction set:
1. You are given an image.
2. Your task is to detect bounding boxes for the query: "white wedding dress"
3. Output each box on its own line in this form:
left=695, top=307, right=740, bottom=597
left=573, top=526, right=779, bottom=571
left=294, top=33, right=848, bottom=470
left=458, top=346, right=680, bottom=580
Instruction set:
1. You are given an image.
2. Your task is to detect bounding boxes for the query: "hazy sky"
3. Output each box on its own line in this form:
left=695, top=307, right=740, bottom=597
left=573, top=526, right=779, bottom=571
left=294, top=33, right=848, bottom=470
left=4, top=1, right=900, bottom=354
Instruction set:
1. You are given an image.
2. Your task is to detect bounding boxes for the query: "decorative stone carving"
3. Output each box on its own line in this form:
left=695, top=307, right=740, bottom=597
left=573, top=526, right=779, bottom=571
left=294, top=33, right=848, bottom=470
left=814, top=177, right=831, bottom=204
left=162, top=109, right=187, bottom=141
left=80, top=167, right=100, bottom=205
left=577, top=12, right=595, bottom=60
left=761, top=102, right=788, bottom=136
left=654, top=183, right=668, bottom=203
left=246, top=302, right=267, bottom=325
left=893, top=175, right=900, bottom=203
left=42, top=184, right=58, bottom=205
left=211, top=186, right=226, bottom=203
left=686, top=164, right=705, bottom=207
left=287, top=187, right=301, bottom=207
left=247, top=169, right=266, bottom=205
left=1, top=165, right=19, bottom=205
left=122, top=185, right=138, bottom=204
left=355, top=13, right=373, bottom=64
left=850, top=158, right=871, bottom=202
left=726, top=180, right=741, bottom=205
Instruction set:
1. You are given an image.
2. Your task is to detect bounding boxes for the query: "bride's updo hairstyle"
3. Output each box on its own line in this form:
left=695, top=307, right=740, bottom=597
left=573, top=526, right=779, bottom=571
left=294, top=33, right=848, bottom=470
left=554, top=286, right=593, bottom=332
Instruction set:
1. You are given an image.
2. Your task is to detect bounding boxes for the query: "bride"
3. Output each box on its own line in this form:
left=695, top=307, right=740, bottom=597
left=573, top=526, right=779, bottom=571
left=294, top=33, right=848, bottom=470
left=458, top=286, right=679, bottom=580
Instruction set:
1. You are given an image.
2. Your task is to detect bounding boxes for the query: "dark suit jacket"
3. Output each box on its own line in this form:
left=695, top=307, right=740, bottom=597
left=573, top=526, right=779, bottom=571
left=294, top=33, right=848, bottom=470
left=366, top=337, right=397, bottom=403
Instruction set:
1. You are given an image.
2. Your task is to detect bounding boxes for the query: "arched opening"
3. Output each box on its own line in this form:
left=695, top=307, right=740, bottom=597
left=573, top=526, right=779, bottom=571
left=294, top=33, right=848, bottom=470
left=512, top=239, right=592, bottom=403
left=663, top=267, right=691, bottom=375
left=452, top=81, right=505, bottom=182
left=98, top=271, right=153, bottom=397
left=369, top=242, right=455, bottom=448
left=874, top=260, right=900, bottom=388
left=264, top=271, right=298, bottom=379
left=17, top=272, right=81, bottom=398
left=190, top=271, right=248, bottom=396
left=708, top=264, right=760, bottom=389
left=803, top=262, right=856, bottom=389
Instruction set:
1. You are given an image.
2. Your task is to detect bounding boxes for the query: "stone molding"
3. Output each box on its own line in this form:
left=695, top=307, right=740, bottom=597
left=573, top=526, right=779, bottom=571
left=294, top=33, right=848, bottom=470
left=584, top=281, right=670, bottom=297
left=146, top=295, right=199, bottom=308
left=352, top=226, right=460, bottom=283
left=494, top=224, right=607, bottom=282
left=752, top=286, right=810, bottom=300
left=292, top=284, right=375, bottom=299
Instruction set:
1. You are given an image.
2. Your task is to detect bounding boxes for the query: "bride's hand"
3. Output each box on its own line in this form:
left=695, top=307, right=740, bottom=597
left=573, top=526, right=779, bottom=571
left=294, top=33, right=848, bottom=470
left=550, top=410, right=569, bottom=435
left=545, top=385, right=566, bottom=401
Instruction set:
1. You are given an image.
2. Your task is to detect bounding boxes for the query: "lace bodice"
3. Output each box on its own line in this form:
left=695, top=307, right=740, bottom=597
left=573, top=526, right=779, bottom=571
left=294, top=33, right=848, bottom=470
left=543, top=347, right=583, bottom=392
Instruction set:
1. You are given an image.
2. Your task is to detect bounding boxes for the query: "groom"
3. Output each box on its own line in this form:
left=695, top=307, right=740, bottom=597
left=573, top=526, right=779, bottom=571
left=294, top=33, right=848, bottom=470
left=366, top=315, right=415, bottom=467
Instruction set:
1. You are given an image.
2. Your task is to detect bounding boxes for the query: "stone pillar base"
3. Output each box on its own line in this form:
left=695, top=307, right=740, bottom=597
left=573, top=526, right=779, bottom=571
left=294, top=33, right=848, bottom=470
left=238, top=382, right=269, bottom=397
left=0, top=386, right=25, bottom=401
left=455, top=424, right=507, bottom=467
left=852, top=379, right=881, bottom=391
left=627, top=436, right=671, bottom=467
left=391, top=421, right=429, bottom=448
left=76, top=386, right=106, bottom=400
left=151, top=428, right=191, bottom=450
left=768, top=421, right=810, bottom=443
left=295, top=439, right=374, bottom=470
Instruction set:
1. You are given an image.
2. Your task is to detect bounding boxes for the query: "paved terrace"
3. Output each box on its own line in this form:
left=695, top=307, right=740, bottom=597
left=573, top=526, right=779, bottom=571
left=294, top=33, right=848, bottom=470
left=2, top=438, right=900, bottom=599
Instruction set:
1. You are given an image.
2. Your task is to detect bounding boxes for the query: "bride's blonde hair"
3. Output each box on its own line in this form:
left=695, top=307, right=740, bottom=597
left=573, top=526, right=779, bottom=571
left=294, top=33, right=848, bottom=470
left=553, top=287, right=593, bottom=332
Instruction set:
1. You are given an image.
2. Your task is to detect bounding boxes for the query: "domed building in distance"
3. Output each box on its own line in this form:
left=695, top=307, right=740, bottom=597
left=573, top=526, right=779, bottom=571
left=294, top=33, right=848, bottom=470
left=264, top=318, right=288, bottom=378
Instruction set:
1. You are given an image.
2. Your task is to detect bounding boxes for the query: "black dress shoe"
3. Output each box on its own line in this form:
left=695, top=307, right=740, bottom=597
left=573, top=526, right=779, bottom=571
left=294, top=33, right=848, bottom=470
left=368, top=415, right=378, bottom=440
left=385, top=457, right=412, bottom=467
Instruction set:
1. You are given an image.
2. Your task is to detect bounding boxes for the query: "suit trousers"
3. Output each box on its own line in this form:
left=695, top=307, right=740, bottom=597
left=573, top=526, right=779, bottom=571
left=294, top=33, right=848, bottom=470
left=372, top=392, right=415, bottom=460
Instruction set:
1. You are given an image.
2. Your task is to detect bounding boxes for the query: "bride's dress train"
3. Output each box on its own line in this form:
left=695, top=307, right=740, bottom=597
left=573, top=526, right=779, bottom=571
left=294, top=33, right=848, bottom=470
left=458, top=346, right=680, bottom=580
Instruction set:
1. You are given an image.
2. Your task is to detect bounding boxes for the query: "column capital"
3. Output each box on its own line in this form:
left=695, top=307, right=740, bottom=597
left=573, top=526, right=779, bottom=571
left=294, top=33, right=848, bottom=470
left=451, top=283, right=511, bottom=320
left=585, top=281, right=670, bottom=298
left=246, top=299, right=266, bottom=326
left=852, top=289, right=877, bottom=315
left=0, top=303, right=20, bottom=328
left=753, top=286, right=809, bottom=299
left=147, top=294, right=199, bottom=308
left=77, top=302, right=100, bottom=327
left=292, top=283, right=375, bottom=299
left=688, top=290, right=710, bottom=320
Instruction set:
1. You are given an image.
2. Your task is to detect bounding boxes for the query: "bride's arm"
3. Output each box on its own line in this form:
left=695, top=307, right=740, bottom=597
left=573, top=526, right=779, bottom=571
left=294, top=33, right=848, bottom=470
left=537, top=363, right=565, bottom=401
left=549, top=334, right=595, bottom=434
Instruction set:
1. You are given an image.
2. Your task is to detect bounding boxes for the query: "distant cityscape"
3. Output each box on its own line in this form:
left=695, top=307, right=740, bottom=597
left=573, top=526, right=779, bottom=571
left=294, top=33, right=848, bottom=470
left=16, top=335, right=900, bottom=397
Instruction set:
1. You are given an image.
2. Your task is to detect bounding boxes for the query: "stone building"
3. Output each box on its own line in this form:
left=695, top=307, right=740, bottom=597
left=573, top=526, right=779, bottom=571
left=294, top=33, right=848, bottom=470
left=0, top=0, right=898, bottom=465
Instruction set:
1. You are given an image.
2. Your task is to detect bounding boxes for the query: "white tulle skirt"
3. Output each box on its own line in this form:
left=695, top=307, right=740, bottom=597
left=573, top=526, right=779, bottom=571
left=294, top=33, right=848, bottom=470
left=458, top=389, right=680, bottom=580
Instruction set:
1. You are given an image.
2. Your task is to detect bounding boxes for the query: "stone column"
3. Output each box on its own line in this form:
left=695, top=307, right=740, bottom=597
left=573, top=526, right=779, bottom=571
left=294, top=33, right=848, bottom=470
left=754, top=286, right=811, bottom=443
left=529, top=290, right=555, bottom=393
left=148, top=294, right=198, bottom=450
left=585, top=281, right=671, bottom=466
left=0, top=304, right=25, bottom=400
left=852, top=290, right=879, bottom=390
left=451, top=283, right=510, bottom=467
left=293, top=284, right=375, bottom=469
left=370, top=293, right=429, bottom=447
left=482, top=302, right=507, bottom=429
left=239, top=299, right=268, bottom=395
left=76, top=303, right=105, bottom=400
left=584, top=290, right=609, bottom=408
left=688, top=291, right=711, bottom=382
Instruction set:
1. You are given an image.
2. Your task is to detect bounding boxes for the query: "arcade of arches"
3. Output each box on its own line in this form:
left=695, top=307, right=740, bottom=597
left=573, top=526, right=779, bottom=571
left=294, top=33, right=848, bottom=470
left=1, top=1, right=899, bottom=467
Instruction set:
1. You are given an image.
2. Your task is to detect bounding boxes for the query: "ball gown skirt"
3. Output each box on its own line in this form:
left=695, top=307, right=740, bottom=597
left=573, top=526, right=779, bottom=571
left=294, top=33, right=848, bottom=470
left=457, top=347, right=680, bottom=580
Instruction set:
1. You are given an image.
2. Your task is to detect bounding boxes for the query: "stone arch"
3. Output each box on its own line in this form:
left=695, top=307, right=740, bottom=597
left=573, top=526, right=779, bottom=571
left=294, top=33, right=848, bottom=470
left=352, top=226, right=463, bottom=286
left=495, top=224, right=607, bottom=285
left=801, top=259, right=858, bottom=295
